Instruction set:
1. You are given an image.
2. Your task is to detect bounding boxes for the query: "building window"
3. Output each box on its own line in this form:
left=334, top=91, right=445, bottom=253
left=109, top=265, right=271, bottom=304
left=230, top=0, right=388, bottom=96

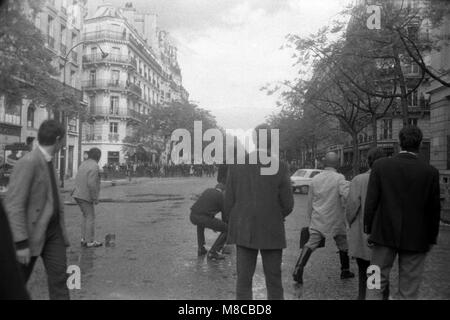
left=70, top=70, right=75, bottom=87
left=111, top=70, right=120, bottom=85
left=382, top=119, right=392, bottom=140
left=110, top=96, right=119, bottom=115
left=89, top=70, right=96, bottom=85
left=89, top=96, right=95, bottom=113
left=27, top=104, right=35, bottom=128
left=112, top=47, right=120, bottom=57
left=110, top=122, right=118, bottom=134
left=408, top=89, right=418, bottom=107
left=408, top=118, right=418, bottom=126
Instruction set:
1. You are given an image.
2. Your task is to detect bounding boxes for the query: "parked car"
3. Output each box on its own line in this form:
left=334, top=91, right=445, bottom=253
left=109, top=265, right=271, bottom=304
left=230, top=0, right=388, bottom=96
left=291, top=169, right=323, bottom=194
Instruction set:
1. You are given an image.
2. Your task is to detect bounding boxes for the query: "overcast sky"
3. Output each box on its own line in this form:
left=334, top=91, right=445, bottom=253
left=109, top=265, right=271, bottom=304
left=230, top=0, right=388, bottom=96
left=88, top=0, right=351, bottom=130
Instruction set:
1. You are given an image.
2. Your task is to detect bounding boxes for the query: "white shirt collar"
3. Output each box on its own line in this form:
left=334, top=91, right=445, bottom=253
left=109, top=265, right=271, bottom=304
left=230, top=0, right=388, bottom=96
left=38, top=145, right=53, bottom=162
left=399, top=150, right=417, bottom=156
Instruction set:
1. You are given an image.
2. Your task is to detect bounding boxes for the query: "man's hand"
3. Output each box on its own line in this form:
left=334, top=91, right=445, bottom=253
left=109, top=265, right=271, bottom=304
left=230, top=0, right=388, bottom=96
left=16, top=248, right=30, bottom=265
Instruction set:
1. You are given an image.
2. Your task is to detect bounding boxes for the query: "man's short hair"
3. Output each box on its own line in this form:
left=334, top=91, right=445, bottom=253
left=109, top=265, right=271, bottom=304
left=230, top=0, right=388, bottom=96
left=399, top=125, right=423, bottom=152
left=88, top=148, right=101, bottom=162
left=37, top=120, right=66, bottom=146
left=367, top=147, right=386, bottom=168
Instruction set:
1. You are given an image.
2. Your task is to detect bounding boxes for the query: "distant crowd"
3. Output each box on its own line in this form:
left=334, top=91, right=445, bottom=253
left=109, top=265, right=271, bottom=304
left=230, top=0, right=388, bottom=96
left=100, top=162, right=218, bottom=180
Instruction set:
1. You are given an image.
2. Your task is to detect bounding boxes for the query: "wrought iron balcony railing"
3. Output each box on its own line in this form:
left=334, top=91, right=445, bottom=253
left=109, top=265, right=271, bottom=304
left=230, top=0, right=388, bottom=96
left=88, top=106, right=127, bottom=117
left=82, top=79, right=142, bottom=96
left=82, top=53, right=137, bottom=69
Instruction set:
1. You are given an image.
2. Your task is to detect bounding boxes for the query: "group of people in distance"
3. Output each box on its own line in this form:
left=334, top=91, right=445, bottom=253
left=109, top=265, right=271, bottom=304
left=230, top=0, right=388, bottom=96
left=191, top=124, right=441, bottom=300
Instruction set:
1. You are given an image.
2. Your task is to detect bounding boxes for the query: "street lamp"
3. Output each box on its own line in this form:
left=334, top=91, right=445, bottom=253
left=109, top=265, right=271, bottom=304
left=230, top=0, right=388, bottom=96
left=60, top=41, right=108, bottom=187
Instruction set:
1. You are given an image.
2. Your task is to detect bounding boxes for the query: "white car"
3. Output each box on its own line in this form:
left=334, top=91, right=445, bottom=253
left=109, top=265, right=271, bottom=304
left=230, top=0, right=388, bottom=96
left=291, top=169, right=323, bottom=194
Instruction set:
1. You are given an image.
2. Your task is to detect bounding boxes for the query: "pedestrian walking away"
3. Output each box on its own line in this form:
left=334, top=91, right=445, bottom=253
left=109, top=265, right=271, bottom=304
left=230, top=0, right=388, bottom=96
left=346, top=147, right=388, bottom=300
left=364, top=126, right=441, bottom=300
left=224, top=124, right=294, bottom=300
left=72, top=147, right=103, bottom=248
left=293, top=151, right=354, bottom=285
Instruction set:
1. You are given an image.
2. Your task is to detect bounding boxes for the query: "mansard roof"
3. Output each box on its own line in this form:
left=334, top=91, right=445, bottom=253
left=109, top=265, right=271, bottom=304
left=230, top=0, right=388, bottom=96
left=92, top=4, right=124, bottom=19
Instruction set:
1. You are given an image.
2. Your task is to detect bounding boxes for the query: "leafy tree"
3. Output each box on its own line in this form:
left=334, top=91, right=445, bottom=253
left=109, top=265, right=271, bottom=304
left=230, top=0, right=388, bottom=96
left=0, top=0, right=83, bottom=115
left=123, top=101, right=218, bottom=163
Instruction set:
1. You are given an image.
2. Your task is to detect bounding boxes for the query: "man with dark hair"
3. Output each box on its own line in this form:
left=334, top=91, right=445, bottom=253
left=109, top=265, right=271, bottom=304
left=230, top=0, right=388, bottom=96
left=4, top=119, right=70, bottom=299
left=364, top=126, right=441, bottom=299
left=72, top=147, right=102, bottom=248
left=225, top=124, right=293, bottom=300
left=346, top=147, right=386, bottom=300
left=190, top=167, right=228, bottom=260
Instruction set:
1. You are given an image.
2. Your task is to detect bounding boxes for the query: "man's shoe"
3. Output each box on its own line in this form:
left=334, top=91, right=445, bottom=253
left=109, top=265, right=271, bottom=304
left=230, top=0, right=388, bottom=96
left=340, top=270, right=355, bottom=279
left=207, top=251, right=225, bottom=260
left=86, top=241, right=103, bottom=248
left=198, top=246, right=208, bottom=256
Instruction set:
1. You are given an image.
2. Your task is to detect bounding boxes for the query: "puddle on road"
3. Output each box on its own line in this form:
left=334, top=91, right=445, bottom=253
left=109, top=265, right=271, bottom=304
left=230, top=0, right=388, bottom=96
left=126, top=193, right=183, bottom=198
left=100, top=197, right=185, bottom=203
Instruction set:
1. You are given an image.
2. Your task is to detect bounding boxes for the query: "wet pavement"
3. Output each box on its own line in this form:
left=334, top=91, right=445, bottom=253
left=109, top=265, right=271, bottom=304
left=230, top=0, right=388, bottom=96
left=26, top=177, right=450, bottom=300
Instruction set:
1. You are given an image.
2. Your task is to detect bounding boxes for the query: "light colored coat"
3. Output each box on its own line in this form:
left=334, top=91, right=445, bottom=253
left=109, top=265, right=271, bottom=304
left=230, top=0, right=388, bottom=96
left=4, top=148, right=69, bottom=256
left=72, top=159, right=100, bottom=203
left=307, top=168, right=349, bottom=236
left=346, top=170, right=371, bottom=261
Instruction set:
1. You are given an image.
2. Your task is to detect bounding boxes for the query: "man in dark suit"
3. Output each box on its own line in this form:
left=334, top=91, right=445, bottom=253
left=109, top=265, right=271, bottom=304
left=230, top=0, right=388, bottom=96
left=0, top=201, right=29, bottom=299
left=4, top=120, right=70, bottom=300
left=224, top=124, right=294, bottom=300
left=364, top=125, right=441, bottom=299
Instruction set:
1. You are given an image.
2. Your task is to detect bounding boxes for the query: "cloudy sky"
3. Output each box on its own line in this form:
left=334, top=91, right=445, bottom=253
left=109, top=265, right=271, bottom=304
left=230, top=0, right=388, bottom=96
left=88, top=0, right=351, bottom=130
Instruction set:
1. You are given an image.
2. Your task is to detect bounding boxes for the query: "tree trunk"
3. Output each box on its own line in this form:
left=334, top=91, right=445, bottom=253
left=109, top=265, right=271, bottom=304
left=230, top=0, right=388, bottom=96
left=371, top=115, right=378, bottom=148
left=351, top=132, right=360, bottom=178
left=393, top=45, right=409, bottom=126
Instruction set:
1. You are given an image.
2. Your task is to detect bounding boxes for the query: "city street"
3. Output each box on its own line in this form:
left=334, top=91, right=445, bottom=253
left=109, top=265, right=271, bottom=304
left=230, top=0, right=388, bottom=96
left=26, top=176, right=450, bottom=300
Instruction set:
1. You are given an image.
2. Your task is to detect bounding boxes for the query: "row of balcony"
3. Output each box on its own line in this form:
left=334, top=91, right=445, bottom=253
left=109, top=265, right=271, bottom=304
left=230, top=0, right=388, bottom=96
left=82, top=79, right=142, bottom=96
left=83, top=53, right=137, bottom=69
left=82, top=30, right=162, bottom=73
left=85, top=133, right=120, bottom=143
left=87, top=106, right=148, bottom=122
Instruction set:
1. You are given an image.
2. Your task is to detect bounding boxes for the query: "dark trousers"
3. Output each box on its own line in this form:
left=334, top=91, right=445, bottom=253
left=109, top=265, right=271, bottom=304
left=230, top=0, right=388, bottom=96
left=21, top=218, right=69, bottom=300
left=356, top=258, right=370, bottom=300
left=367, top=245, right=426, bottom=300
left=236, top=245, right=283, bottom=300
left=356, top=258, right=390, bottom=300
left=190, top=213, right=227, bottom=252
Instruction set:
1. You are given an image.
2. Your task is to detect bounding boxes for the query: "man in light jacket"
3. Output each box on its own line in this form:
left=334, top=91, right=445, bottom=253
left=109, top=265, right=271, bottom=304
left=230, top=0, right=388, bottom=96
left=4, top=120, right=70, bottom=300
left=293, top=152, right=354, bottom=285
left=72, top=148, right=102, bottom=248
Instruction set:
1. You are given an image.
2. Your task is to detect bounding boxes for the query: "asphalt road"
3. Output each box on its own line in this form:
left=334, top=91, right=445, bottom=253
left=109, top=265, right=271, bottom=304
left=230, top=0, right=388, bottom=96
left=26, top=177, right=450, bottom=300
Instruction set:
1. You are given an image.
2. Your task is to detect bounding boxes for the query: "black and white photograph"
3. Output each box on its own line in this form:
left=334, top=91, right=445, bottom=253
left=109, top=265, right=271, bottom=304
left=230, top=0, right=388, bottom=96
left=0, top=0, right=450, bottom=305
